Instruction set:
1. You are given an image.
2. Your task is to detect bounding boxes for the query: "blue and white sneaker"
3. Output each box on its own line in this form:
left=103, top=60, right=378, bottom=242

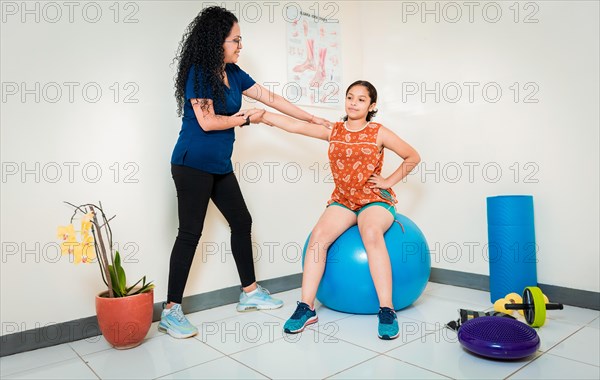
left=284, top=302, right=318, bottom=334
left=378, top=307, right=399, bottom=340
left=237, top=284, right=284, bottom=312
left=158, top=303, right=198, bottom=339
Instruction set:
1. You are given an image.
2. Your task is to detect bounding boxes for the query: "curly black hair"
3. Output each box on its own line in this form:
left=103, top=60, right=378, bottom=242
left=342, top=80, right=379, bottom=122
left=173, top=6, right=238, bottom=116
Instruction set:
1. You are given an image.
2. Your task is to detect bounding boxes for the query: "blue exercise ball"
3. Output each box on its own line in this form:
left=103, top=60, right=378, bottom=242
left=302, top=213, right=431, bottom=314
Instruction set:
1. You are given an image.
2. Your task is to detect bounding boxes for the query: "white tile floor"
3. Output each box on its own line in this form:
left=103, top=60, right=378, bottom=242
left=1, top=283, right=599, bottom=379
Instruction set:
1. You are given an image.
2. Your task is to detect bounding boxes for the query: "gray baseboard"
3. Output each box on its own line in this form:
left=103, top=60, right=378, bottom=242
left=429, top=268, right=600, bottom=310
left=2, top=269, right=598, bottom=357
left=152, top=273, right=303, bottom=320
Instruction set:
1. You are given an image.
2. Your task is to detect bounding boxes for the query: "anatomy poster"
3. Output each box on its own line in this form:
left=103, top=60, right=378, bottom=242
left=287, top=13, right=342, bottom=108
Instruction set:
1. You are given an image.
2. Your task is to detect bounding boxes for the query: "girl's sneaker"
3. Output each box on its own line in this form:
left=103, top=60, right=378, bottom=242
left=284, top=302, right=318, bottom=333
left=378, top=307, right=399, bottom=340
left=158, top=303, right=198, bottom=339
left=237, top=284, right=284, bottom=312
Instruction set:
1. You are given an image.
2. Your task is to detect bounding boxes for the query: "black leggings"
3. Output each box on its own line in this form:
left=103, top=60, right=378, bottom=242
left=167, top=164, right=255, bottom=304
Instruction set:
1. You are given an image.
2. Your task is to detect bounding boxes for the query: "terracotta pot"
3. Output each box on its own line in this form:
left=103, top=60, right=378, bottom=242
left=95, top=289, right=154, bottom=349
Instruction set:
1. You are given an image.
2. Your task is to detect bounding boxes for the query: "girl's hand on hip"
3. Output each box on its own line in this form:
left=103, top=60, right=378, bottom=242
left=367, top=174, right=391, bottom=189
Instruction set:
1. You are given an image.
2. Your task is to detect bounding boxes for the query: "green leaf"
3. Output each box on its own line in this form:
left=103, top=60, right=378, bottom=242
left=114, top=251, right=127, bottom=295
left=127, top=276, right=155, bottom=295
left=125, top=277, right=143, bottom=295
left=108, top=265, right=123, bottom=297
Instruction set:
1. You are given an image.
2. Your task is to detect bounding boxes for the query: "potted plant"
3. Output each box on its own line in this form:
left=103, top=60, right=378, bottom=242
left=57, top=201, right=155, bottom=349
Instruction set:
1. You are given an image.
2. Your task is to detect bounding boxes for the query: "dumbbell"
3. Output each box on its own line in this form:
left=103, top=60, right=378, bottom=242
left=504, top=286, right=564, bottom=327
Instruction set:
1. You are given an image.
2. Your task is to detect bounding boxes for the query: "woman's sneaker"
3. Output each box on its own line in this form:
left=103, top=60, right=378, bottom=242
left=284, top=302, right=318, bottom=334
left=158, top=303, right=198, bottom=339
left=237, top=284, right=284, bottom=312
left=378, top=307, right=399, bottom=340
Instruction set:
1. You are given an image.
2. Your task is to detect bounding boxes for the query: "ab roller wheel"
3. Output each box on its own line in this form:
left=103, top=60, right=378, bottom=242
left=504, top=286, right=564, bottom=327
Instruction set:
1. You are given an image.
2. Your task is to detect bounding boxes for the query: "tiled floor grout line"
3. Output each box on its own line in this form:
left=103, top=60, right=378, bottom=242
left=539, top=324, right=588, bottom=353
left=304, top=322, right=457, bottom=379
left=504, top=348, right=600, bottom=380
left=377, top=330, right=461, bottom=379
left=0, top=354, right=81, bottom=379
left=1, top=342, right=107, bottom=380
left=151, top=355, right=227, bottom=380
left=65, top=344, right=102, bottom=380
left=489, top=319, right=597, bottom=379
left=543, top=349, right=600, bottom=368
left=82, top=334, right=231, bottom=380
left=380, top=330, right=447, bottom=355
left=502, top=349, right=553, bottom=380
left=70, top=341, right=114, bottom=357
left=307, top=318, right=449, bottom=355
left=423, top=293, right=493, bottom=309
left=226, top=354, right=274, bottom=380
left=322, top=354, right=384, bottom=380
left=311, top=327, right=458, bottom=380
left=204, top=317, right=385, bottom=379
left=380, top=353, right=455, bottom=380
left=149, top=332, right=281, bottom=380
left=202, top=331, right=288, bottom=357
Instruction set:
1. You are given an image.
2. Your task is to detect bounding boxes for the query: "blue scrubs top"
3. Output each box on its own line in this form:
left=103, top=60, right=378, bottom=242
left=171, top=63, right=256, bottom=174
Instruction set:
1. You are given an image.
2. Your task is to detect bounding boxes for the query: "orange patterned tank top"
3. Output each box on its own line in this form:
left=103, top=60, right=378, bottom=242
left=328, top=121, right=397, bottom=210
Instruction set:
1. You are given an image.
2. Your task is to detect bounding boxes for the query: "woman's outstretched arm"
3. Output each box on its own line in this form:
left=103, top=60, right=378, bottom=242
left=244, top=83, right=332, bottom=128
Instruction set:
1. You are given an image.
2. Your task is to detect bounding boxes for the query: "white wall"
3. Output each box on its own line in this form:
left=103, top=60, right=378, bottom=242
left=0, top=1, right=362, bottom=332
left=1, top=1, right=598, bottom=335
left=360, top=1, right=599, bottom=290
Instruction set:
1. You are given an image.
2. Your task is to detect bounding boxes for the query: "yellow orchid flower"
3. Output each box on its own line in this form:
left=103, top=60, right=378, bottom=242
left=60, top=241, right=77, bottom=255
left=71, top=236, right=96, bottom=264
left=81, top=234, right=96, bottom=263
left=57, top=224, right=77, bottom=242
left=81, top=212, right=94, bottom=238
left=58, top=224, right=78, bottom=255
left=72, top=244, right=83, bottom=264
left=58, top=222, right=96, bottom=259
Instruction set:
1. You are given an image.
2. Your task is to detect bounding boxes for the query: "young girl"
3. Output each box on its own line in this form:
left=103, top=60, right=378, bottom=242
left=258, top=80, right=421, bottom=340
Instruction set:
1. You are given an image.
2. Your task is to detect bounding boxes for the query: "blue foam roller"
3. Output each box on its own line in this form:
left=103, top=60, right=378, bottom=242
left=487, top=195, right=537, bottom=303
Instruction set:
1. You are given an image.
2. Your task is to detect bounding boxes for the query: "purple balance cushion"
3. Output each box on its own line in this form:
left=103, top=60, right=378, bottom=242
left=458, top=316, right=540, bottom=360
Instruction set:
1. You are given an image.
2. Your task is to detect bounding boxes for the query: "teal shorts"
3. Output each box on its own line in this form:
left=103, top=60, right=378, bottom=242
left=328, top=201, right=396, bottom=218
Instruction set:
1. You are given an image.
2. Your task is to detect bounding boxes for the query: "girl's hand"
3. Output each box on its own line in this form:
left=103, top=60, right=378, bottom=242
left=235, top=108, right=265, bottom=127
left=367, top=174, right=391, bottom=189
left=234, top=108, right=264, bottom=118
left=310, top=115, right=333, bottom=129
left=248, top=109, right=265, bottom=124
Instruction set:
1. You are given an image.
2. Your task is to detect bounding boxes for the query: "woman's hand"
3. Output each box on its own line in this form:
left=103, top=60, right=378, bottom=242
left=234, top=108, right=265, bottom=127
left=367, top=174, right=391, bottom=189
